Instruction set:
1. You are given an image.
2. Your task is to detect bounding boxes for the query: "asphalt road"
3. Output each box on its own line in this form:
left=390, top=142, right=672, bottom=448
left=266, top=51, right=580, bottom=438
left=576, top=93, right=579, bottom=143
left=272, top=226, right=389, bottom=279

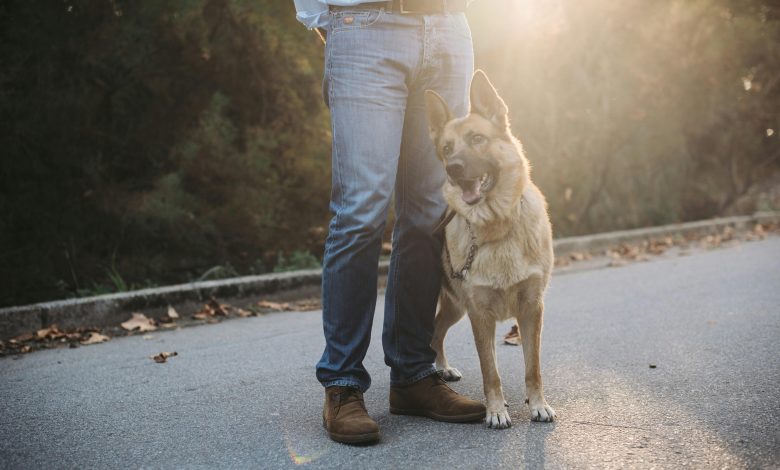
left=1, top=237, right=779, bottom=469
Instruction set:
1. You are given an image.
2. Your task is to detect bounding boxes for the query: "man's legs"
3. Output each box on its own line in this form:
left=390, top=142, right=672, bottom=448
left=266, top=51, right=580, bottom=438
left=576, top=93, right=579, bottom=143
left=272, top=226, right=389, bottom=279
left=382, top=12, right=484, bottom=425
left=383, top=12, right=475, bottom=386
left=316, top=9, right=416, bottom=393
left=317, top=10, right=483, bottom=444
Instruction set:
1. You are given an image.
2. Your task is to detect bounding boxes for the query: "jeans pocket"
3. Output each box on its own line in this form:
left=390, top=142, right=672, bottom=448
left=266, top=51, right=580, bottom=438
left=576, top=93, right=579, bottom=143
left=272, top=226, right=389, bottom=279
left=329, top=9, right=384, bottom=33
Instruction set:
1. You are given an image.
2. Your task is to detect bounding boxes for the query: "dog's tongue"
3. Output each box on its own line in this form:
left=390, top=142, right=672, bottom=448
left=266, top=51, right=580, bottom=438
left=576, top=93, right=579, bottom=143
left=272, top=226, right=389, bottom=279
left=460, top=179, right=481, bottom=205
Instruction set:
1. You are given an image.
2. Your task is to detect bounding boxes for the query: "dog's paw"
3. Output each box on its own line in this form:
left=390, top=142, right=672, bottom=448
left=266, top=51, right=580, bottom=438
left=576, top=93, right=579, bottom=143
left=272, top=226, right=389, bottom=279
left=485, top=408, right=512, bottom=429
left=529, top=402, right=556, bottom=422
left=436, top=367, right=462, bottom=382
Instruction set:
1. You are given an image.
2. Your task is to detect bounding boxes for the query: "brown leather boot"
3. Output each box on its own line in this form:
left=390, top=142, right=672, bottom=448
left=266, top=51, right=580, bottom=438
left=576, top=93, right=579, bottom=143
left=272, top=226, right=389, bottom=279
left=323, top=386, right=380, bottom=444
left=389, top=374, right=486, bottom=423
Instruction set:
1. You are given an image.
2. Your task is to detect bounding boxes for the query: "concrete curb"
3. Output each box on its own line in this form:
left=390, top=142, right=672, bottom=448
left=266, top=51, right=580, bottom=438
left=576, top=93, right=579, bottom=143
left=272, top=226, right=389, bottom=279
left=1, top=211, right=778, bottom=339
left=553, top=211, right=780, bottom=256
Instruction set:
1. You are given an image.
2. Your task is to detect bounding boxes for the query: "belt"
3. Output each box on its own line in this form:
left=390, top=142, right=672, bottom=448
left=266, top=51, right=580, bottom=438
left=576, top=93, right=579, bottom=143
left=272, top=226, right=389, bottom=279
left=329, top=0, right=468, bottom=14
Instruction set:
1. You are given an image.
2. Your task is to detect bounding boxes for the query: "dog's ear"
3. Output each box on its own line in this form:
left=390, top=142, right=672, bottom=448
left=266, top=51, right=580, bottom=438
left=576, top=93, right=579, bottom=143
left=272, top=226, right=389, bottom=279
left=470, top=70, right=509, bottom=128
left=425, top=90, right=452, bottom=139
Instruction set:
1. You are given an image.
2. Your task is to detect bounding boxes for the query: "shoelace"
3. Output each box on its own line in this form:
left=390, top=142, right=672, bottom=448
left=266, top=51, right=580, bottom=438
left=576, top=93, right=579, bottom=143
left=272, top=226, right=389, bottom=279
left=336, top=388, right=366, bottom=411
left=430, top=374, right=459, bottom=398
left=428, top=374, right=446, bottom=389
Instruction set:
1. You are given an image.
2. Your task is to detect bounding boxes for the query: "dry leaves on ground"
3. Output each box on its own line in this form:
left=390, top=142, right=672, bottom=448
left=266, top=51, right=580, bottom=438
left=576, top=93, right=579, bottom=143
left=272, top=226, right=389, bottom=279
left=1, top=326, right=113, bottom=356
left=167, top=306, right=180, bottom=320
left=256, top=298, right=321, bottom=312
left=193, top=298, right=231, bottom=320
left=554, top=222, right=779, bottom=270
left=555, top=251, right=593, bottom=267
left=80, top=332, right=110, bottom=345
left=293, top=299, right=322, bottom=312
left=257, top=300, right=293, bottom=312
left=235, top=308, right=254, bottom=317
left=36, top=325, right=68, bottom=341
left=121, top=313, right=157, bottom=332
left=151, top=351, right=178, bottom=363
left=503, top=324, right=521, bottom=346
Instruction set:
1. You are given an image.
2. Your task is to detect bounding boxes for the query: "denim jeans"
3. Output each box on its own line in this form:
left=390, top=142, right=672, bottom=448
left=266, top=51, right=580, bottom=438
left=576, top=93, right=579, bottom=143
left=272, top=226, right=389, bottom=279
left=316, top=7, right=474, bottom=392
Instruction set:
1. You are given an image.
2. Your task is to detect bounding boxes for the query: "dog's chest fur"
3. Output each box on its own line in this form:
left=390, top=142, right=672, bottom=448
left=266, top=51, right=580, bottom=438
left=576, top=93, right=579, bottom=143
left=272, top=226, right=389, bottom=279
left=445, top=225, right=547, bottom=320
left=443, top=188, right=552, bottom=321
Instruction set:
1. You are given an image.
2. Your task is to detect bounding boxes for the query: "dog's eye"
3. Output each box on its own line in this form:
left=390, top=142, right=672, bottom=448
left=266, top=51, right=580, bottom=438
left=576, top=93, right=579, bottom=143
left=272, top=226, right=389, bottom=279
left=442, top=144, right=453, bottom=156
left=470, top=134, right=487, bottom=145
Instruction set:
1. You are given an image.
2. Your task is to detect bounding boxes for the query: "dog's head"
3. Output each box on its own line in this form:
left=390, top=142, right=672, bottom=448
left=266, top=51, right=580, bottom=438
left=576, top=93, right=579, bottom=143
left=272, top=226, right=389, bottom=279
left=425, top=70, right=526, bottom=207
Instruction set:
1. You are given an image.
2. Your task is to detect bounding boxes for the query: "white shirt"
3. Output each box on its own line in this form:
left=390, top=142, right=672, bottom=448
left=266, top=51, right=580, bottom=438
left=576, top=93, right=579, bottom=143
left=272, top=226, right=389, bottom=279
left=293, top=0, right=387, bottom=29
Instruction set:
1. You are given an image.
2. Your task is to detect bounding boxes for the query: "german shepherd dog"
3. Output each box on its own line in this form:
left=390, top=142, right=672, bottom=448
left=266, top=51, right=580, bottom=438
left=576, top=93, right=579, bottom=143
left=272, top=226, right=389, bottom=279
left=425, top=71, right=555, bottom=428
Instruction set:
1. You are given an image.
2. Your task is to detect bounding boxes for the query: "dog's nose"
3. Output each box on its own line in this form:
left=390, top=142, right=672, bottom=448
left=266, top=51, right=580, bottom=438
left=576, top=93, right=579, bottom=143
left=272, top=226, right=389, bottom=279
left=446, top=161, right=465, bottom=179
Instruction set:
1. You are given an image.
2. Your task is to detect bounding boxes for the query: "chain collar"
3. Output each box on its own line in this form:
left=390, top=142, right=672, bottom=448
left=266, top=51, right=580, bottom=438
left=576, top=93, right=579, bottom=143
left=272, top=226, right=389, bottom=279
left=444, top=219, right=478, bottom=280
left=439, top=197, right=526, bottom=280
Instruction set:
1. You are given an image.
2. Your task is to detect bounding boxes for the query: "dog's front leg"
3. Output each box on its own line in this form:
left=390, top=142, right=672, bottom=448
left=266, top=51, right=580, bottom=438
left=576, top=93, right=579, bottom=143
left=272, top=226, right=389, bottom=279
left=518, top=300, right=556, bottom=422
left=469, top=314, right=511, bottom=429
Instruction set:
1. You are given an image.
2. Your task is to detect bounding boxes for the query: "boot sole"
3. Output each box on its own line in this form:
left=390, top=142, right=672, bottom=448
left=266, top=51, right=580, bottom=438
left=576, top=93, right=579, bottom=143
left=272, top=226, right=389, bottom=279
left=389, top=406, right=486, bottom=423
left=322, top=417, right=380, bottom=445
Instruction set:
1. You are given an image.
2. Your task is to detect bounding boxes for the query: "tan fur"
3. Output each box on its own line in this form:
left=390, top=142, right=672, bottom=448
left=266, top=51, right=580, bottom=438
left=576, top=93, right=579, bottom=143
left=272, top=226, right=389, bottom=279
left=426, top=70, right=555, bottom=428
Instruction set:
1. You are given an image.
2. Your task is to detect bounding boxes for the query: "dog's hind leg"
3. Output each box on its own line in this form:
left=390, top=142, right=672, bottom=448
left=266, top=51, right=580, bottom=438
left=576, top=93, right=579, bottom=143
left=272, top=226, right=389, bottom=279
left=431, top=292, right=466, bottom=381
left=517, top=297, right=556, bottom=422
left=469, top=314, right=511, bottom=429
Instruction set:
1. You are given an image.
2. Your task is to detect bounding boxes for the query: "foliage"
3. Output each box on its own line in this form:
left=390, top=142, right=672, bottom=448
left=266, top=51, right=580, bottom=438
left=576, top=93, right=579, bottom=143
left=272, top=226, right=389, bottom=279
left=273, top=250, right=321, bottom=273
left=0, top=0, right=330, bottom=306
left=470, top=0, right=780, bottom=234
left=0, top=0, right=778, bottom=306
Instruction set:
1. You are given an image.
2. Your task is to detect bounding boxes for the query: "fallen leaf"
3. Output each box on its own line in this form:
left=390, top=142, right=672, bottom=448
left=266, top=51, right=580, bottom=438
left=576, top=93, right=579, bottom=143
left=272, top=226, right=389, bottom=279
left=142, top=334, right=155, bottom=340
left=121, top=313, right=157, bottom=332
left=752, top=223, right=766, bottom=239
left=503, top=324, right=521, bottom=346
left=167, top=306, right=180, bottom=320
left=258, top=300, right=292, bottom=311
left=293, top=300, right=321, bottom=312
left=208, top=298, right=230, bottom=316
left=80, top=332, right=110, bottom=345
left=194, top=298, right=230, bottom=318
left=235, top=308, right=254, bottom=317
left=152, top=351, right=178, bottom=363
left=12, top=332, right=34, bottom=342
left=36, top=325, right=66, bottom=340
left=569, top=252, right=591, bottom=262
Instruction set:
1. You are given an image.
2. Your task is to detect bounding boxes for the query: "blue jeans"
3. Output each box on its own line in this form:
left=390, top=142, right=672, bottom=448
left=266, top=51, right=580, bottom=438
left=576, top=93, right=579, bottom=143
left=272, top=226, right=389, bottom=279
left=315, top=7, right=474, bottom=392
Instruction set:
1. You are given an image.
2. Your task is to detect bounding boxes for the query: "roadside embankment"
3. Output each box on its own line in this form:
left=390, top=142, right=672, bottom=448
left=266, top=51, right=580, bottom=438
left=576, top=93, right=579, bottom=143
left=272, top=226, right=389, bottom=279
left=1, top=211, right=778, bottom=341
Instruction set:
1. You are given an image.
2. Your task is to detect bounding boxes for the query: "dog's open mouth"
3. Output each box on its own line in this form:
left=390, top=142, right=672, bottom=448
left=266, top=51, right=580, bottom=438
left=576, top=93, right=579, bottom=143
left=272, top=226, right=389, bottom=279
left=457, top=173, right=496, bottom=205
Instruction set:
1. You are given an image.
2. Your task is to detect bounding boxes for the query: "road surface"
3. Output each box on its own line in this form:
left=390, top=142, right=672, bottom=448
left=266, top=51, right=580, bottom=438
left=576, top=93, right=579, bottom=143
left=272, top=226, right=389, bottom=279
left=1, top=237, right=779, bottom=469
